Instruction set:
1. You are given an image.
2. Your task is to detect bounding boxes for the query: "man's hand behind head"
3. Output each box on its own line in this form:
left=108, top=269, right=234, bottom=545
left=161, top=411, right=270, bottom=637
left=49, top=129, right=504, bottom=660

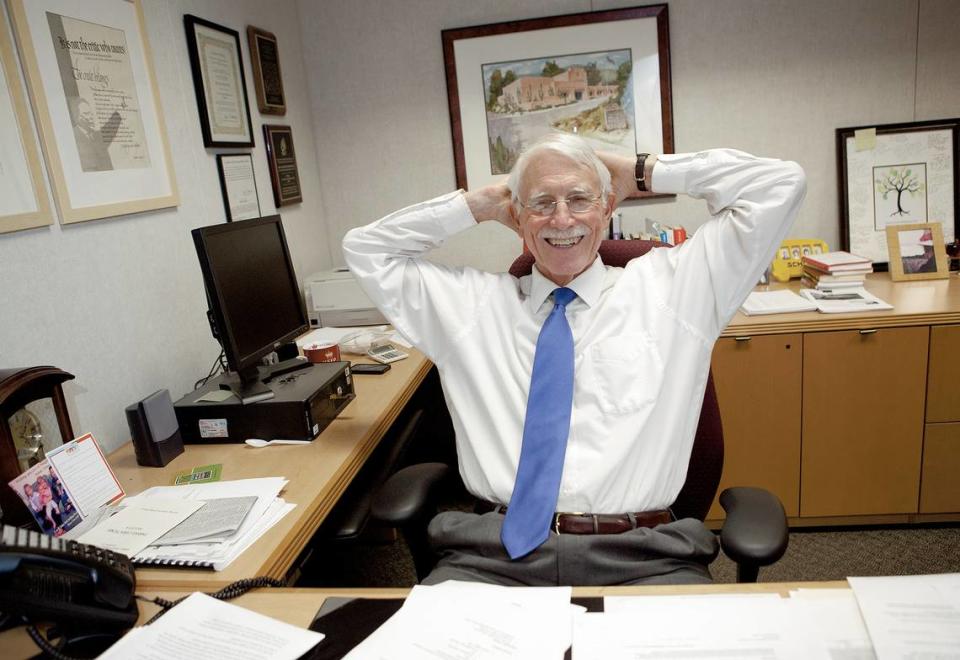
left=464, top=183, right=519, bottom=235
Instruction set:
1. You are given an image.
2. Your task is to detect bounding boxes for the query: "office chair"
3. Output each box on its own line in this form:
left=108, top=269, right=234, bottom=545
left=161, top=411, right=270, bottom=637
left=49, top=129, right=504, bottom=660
left=371, top=240, right=789, bottom=583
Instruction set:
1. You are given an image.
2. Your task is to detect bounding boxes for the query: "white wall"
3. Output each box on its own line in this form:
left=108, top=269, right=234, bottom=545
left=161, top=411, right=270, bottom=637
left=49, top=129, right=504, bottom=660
left=299, top=0, right=960, bottom=271
left=0, top=0, right=329, bottom=453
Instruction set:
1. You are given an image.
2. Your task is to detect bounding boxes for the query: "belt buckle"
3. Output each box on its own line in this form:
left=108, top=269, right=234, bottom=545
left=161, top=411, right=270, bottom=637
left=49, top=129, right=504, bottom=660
left=553, top=511, right=585, bottom=534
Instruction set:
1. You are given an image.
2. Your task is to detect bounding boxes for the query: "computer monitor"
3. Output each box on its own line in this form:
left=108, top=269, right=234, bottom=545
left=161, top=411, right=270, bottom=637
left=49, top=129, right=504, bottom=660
left=191, top=215, right=310, bottom=402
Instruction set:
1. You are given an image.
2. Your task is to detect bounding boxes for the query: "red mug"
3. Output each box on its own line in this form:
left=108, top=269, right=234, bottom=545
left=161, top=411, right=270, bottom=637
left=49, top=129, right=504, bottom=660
left=304, top=342, right=341, bottom=363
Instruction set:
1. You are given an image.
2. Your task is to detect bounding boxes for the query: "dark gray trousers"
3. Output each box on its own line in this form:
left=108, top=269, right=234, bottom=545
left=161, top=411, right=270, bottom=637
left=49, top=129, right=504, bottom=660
left=421, top=510, right=718, bottom=587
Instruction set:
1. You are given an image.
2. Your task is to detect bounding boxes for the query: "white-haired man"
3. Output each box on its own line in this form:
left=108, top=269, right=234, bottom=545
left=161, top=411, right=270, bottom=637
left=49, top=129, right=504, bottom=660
left=343, top=134, right=805, bottom=586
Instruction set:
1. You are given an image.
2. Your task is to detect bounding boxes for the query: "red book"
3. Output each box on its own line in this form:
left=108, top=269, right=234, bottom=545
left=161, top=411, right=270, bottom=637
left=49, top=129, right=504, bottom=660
left=802, top=251, right=872, bottom=272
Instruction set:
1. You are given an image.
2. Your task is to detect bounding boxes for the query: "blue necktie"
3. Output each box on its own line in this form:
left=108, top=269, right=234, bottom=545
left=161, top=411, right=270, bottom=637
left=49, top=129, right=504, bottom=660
left=501, top=287, right=576, bottom=559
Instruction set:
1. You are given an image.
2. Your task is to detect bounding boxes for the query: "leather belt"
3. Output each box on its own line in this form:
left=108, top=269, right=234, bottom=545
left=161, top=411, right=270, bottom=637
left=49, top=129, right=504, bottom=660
left=474, top=500, right=672, bottom=535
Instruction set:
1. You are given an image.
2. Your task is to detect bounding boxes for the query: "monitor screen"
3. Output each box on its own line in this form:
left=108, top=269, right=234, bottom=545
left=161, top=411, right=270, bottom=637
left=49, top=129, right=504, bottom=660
left=191, top=216, right=308, bottom=380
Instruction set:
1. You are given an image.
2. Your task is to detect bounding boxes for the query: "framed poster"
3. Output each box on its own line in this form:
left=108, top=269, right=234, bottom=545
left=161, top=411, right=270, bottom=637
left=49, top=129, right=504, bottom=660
left=885, top=222, right=950, bottom=281
left=216, top=154, right=261, bottom=221
left=8, top=0, right=178, bottom=224
left=838, top=118, right=958, bottom=271
left=247, top=26, right=285, bottom=115
left=263, top=124, right=302, bottom=206
left=441, top=5, right=673, bottom=197
left=0, top=6, right=50, bottom=234
left=184, top=15, right=254, bottom=148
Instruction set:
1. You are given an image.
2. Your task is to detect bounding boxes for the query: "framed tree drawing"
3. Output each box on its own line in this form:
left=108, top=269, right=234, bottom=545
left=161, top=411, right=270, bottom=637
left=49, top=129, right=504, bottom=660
left=442, top=5, right=673, bottom=198
left=247, top=26, right=285, bottom=115
left=8, top=0, right=178, bottom=224
left=838, top=118, right=958, bottom=271
left=0, top=6, right=51, bottom=234
left=184, top=15, right=254, bottom=148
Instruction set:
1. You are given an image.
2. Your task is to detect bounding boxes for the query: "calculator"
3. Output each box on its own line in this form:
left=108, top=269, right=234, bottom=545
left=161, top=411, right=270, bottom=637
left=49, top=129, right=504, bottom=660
left=367, top=343, right=408, bottom=364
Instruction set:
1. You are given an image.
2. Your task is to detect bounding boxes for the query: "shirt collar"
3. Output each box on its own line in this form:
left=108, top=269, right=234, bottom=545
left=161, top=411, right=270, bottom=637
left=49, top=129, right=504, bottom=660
left=527, top=256, right=606, bottom=313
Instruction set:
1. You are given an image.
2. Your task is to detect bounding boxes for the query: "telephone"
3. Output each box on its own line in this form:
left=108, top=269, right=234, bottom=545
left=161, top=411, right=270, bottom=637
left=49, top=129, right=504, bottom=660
left=770, top=238, right=830, bottom=282
left=0, top=523, right=138, bottom=633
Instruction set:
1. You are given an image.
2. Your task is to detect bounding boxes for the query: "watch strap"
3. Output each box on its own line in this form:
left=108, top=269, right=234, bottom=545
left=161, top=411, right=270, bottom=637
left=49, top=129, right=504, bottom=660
left=635, top=153, right=649, bottom=192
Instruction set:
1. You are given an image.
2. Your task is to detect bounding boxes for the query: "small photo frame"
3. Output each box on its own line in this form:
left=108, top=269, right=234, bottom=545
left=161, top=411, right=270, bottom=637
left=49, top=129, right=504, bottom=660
left=216, top=154, right=261, bottom=221
left=885, top=222, right=950, bottom=281
left=247, top=26, right=286, bottom=116
left=263, top=124, right=302, bottom=206
left=184, top=15, right=254, bottom=148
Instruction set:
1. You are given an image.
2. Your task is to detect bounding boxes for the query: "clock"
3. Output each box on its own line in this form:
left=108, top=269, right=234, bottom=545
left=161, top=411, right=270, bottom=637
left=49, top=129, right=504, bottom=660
left=0, top=366, right=75, bottom=526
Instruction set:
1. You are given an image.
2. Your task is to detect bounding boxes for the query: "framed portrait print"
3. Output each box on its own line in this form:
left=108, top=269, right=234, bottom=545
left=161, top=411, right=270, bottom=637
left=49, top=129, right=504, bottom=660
left=0, top=6, right=51, bottom=234
left=263, top=124, right=302, bottom=206
left=8, top=0, right=178, bottom=224
left=184, top=15, right=254, bottom=148
left=216, top=154, right=261, bottom=221
left=838, top=118, right=958, bottom=270
left=885, top=222, right=950, bottom=281
left=247, top=26, right=285, bottom=115
left=441, top=5, right=673, bottom=198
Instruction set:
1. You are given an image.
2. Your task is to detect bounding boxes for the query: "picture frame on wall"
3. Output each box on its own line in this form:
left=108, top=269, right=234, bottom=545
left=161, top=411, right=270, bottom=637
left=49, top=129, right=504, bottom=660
left=184, top=14, right=254, bottom=148
left=885, top=222, right=950, bottom=282
left=0, top=6, right=51, bottom=234
left=837, top=118, right=959, bottom=271
left=263, top=124, right=302, bottom=206
left=216, top=154, right=261, bottom=221
left=441, top=4, right=673, bottom=198
left=247, top=26, right=286, bottom=116
left=8, top=0, right=178, bottom=224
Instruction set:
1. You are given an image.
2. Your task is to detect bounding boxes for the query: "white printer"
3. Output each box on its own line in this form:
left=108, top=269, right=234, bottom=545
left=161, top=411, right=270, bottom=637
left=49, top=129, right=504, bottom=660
left=305, top=268, right=387, bottom=327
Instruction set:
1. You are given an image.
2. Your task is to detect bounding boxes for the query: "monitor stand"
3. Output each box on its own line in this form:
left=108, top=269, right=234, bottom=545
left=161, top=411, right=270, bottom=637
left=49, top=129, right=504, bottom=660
left=219, top=366, right=276, bottom=405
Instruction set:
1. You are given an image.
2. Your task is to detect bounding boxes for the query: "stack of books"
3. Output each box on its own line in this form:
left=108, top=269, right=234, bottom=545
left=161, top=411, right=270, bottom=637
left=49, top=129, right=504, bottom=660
left=800, top=251, right=873, bottom=291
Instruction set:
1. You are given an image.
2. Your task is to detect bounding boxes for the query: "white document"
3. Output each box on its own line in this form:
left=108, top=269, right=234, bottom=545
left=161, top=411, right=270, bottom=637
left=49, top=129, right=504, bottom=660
left=99, top=592, right=323, bottom=660
left=849, top=574, right=960, bottom=659
left=740, top=290, right=818, bottom=315
left=46, top=433, right=124, bottom=516
left=799, top=288, right=893, bottom=313
left=77, top=497, right=202, bottom=556
left=345, top=581, right=576, bottom=660
left=789, top=589, right=876, bottom=659
left=575, top=597, right=807, bottom=660
left=152, top=496, right=258, bottom=546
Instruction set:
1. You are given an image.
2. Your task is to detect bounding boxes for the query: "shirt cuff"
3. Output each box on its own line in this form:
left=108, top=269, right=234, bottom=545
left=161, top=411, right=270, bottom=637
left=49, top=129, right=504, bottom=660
left=649, top=152, right=703, bottom=194
left=434, top=190, right=478, bottom=238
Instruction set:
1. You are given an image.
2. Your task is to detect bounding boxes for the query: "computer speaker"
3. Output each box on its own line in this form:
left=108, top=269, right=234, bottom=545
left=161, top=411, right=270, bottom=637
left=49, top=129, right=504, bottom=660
left=125, top=389, right=184, bottom=467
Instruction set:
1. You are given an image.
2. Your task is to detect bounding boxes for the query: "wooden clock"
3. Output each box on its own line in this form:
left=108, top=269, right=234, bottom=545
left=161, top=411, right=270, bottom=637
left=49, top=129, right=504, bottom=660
left=0, top=366, right=75, bottom=526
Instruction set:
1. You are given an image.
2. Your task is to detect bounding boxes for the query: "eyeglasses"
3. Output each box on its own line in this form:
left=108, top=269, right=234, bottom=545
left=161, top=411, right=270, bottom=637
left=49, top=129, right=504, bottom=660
left=519, top=194, right=601, bottom=217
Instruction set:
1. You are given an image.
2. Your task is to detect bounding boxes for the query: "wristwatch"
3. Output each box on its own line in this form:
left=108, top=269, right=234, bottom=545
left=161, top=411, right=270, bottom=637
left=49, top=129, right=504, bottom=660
left=635, top=153, right=650, bottom=192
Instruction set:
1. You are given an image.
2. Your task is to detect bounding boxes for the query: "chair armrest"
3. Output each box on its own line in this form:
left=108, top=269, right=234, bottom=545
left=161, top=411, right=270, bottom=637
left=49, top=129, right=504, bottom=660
left=370, top=463, right=449, bottom=526
left=718, top=487, right=789, bottom=576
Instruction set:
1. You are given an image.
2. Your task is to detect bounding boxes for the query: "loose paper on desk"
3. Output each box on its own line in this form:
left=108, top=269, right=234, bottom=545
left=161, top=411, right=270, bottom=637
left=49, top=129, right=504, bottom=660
left=46, top=433, right=124, bottom=517
left=788, top=589, right=876, bottom=659
left=740, top=290, right=818, bottom=315
left=76, top=497, right=203, bottom=556
left=799, top=287, right=893, bottom=313
left=99, top=592, right=324, bottom=660
left=344, top=581, right=579, bottom=659
left=849, top=573, right=960, bottom=659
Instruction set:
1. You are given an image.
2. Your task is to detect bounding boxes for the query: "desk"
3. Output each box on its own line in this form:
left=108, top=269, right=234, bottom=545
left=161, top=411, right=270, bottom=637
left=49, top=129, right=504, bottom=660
left=1, top=582, right=849, bottom=659
left=107, top=351, right=432, bottom=590
left=709, top=273, right=960, bottom=525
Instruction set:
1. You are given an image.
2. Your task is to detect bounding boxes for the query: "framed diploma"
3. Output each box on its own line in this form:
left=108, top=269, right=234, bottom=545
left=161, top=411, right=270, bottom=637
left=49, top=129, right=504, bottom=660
left=247, top=26, right=285, bottom=116
left=0, top=6, right=51, bottom=234
left=8, top=0, right=178, bottom=224
left=184, top=14, right=254, bottom=148
left=216, top=154, right=261, bottom=221
left=263, top=124, right=302, bottom=206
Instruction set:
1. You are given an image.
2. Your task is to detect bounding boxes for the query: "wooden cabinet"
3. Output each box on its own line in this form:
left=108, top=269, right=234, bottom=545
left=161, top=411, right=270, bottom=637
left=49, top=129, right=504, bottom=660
left=709, top=334, right=802, bottom=520
left=921, top=325, right=960, bottom=512
left=800, top=327, right=927, bottom=517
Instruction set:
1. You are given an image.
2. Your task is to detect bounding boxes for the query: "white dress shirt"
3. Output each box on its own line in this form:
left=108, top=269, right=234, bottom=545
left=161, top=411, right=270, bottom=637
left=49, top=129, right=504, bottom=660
left=343, top=149, right=805, bottom=514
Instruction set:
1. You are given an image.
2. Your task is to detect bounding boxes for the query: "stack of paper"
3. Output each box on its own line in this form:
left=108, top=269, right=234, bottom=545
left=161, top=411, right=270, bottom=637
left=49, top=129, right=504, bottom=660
left=799, top=287, right=893, bottom=313
left=801, top=251, right=873, bottom=291
left=120, top=477, right=294, bottom=570
left=740, top=290, right=818, bottom=315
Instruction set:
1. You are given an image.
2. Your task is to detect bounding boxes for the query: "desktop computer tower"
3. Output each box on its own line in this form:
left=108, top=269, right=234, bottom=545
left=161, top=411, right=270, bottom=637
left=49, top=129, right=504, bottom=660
left=174, top=362, right=355, bottom=442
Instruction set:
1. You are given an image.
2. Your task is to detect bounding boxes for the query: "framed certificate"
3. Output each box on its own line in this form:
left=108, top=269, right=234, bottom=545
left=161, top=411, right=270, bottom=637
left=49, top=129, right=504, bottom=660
left=263, top=124, right=302, bottom=206
left=216, top=154, right=261, bottom=221
left=184, top=14, right=254, bottom=148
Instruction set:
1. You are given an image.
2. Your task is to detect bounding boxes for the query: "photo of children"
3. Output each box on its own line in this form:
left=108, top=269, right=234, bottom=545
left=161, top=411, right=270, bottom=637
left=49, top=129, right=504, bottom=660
left=9, top=460, right=81, bottom=536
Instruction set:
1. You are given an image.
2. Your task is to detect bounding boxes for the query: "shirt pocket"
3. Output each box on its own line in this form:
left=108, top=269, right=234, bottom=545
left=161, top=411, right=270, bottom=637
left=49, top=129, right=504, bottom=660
left=582, top=332, right=664, bottom=415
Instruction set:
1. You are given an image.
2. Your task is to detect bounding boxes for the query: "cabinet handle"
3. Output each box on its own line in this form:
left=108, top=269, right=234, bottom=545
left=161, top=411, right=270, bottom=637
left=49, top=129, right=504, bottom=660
left=734, top=336, right=752, bottom=342
left=858, top=329, right=877, bottom=335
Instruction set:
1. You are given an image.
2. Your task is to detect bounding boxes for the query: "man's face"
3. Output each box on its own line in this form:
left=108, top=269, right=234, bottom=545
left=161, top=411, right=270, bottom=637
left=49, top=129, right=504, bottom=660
left=517, top=154, right=612, bottom=286
left=77, top=101, right=95, bottom=131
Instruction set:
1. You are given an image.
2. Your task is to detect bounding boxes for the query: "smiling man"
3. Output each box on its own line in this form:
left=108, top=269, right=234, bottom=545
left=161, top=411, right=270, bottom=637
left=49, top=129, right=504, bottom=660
left=343, top=133, right=805, bottom=586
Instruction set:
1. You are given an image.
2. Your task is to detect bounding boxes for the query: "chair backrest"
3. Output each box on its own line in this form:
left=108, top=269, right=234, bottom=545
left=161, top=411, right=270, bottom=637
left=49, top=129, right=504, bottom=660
left=508, top=239, right=723, bottom=521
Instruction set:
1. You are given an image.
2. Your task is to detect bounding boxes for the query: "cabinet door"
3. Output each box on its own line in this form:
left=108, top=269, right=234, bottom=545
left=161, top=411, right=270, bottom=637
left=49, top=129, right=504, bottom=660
left=926, top=325, right=960, bottom=423
left=801, top=327, right=928, bottom=517
left=920, top=423, right=960, bottom=513
left=709, top=334, right=802, bottom=520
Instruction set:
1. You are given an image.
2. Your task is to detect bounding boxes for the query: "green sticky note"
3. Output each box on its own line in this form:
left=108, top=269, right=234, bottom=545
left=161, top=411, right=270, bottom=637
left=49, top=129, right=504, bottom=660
left=173, top=463, right=223, bottom=485
left=854, top=128, right=876, bottom=151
